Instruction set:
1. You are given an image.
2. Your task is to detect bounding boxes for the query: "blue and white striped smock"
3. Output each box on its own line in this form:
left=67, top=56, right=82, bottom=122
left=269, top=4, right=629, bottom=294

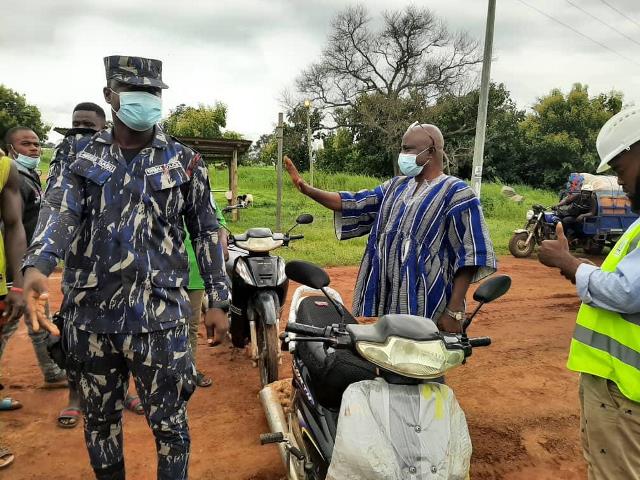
left=334, top=174, right=497, bottom=319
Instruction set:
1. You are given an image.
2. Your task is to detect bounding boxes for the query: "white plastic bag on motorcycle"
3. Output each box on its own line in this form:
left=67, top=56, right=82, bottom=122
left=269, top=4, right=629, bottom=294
left=326, top=378, right=471, bottom=480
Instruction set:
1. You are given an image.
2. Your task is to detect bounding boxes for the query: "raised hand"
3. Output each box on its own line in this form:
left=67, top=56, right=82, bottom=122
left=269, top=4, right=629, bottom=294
left=284, top=156, right=306, bottom=192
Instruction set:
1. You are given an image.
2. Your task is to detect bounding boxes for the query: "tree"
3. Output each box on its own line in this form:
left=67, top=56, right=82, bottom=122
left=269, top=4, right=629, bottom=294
left=0, top=85, right=50, bottom=144
left=428, top=83, right=525, bottom=181
left=519, top=84, right=622, bottom=189
left=162, top=102, right=229, bottom=138
left=295, top=5, right=480, bottom=174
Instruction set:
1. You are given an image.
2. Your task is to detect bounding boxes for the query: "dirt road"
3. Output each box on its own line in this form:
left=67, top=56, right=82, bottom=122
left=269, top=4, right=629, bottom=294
left=2, top=256, right=587, bottom=479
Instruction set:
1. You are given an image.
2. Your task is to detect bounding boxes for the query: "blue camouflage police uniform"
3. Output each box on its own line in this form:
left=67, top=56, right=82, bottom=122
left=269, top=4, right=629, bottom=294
left=24, top=56, right=228, bottom=480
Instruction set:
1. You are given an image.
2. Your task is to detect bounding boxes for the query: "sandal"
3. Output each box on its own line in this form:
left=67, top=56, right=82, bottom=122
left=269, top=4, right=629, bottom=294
left=57, top=407, right=82, bottom=429
left=0, top=444, right=14, bottom=469
left=0, top=398, right=22, bottom=411
left=124, top=395, right=145, bottom=415
left=196, top=371, right=213, bottom=388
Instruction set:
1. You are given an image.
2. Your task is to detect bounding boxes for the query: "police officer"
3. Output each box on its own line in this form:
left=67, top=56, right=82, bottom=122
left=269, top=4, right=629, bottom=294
left=22, top=56, right=228, bottom=480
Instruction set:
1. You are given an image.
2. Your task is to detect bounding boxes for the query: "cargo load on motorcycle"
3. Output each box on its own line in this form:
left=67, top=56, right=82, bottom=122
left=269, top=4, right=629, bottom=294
left=509, top=172, right=638, bottom=257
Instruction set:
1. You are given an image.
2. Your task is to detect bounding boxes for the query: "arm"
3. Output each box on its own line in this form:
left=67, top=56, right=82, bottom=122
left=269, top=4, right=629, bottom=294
left=184, top=154, right=228, bottom=309
left=437, top=188, right=497, bottom=332
left=1, top=163, right=27, bottom=321
left=285, top=156, right=341, bottom=211
left=22, top=136, right=84, bottom=334
left=575, top=247, right=640, bottom=313
left=557, top=193, right=579, bottom=207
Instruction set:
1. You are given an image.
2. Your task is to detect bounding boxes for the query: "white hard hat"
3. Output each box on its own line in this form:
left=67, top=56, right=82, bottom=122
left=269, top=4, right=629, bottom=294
left=596, top=107, right=640, bottom=173
left=581, top=184, right=594, bottom=192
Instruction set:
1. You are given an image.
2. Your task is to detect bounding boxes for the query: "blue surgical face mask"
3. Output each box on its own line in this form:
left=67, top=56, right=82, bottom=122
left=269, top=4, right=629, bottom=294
left=11, top=146, right=40, bottom=170
left=111, top=89, right=162, bottom=131
left=398, top=153, right=424, bottom=177
left=398, top=145, right=435, bottom=177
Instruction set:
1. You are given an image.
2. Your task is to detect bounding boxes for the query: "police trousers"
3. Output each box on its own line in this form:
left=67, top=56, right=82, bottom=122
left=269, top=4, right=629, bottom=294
left=579, top=373, right=640, bottom=480
left=65, top=321, right=196, bottom=480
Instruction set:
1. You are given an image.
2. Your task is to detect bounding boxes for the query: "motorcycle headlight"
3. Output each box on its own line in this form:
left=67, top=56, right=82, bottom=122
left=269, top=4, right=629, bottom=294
left=235, top=237, right=283, bottom=253
left=526, top=209, right=534, bottom=220
left=355, top=337, right=465, bottom=379
left=234, top=258, right=255, bottom=286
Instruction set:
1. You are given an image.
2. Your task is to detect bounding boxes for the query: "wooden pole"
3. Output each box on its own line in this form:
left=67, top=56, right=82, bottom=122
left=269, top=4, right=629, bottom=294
left=276, top=112, right=284, bottom=231
left=231, top=148, right=239, bottom=222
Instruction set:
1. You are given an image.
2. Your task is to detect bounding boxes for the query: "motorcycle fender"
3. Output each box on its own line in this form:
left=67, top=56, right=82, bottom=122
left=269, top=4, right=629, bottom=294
left=513, top=229, right=528, bottom=234
left=248, top=291, right=279, bottom=325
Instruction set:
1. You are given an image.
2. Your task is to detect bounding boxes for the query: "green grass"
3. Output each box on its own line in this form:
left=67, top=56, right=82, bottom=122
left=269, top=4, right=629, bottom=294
left=38, top=150, right=555, bottom=265
left=209, top=166, right=558, bottom=265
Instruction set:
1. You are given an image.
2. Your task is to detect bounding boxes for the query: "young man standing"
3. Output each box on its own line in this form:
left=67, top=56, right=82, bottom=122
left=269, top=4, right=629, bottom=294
left=2, top=127, right=66, bottom=387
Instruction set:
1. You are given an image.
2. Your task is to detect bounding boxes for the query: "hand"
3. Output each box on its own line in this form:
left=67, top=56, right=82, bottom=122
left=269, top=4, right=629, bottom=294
left=436, top=312, right=463, bottom=333
left=3, top=289, right=25, bottom=323
left=539, top=223, right=583, bottom=282
left=538, top=223, right=571, bottom=269
left=23, top=268, right=59, bottom=336
left=284, top=156, right=306, bottom=193
left=204, top=307, right=229, bottom=346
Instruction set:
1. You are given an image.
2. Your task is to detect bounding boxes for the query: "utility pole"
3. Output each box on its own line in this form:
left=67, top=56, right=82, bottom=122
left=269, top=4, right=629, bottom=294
left=276, top=112, right=284, bottom=231
left=470, top=0, right=496, bottom=199
left=304, top=100, right=313, bottom=187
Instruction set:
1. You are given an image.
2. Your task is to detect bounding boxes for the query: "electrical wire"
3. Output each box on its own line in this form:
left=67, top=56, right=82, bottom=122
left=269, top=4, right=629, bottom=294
left=515, top=0, right=640, bottom=67
left=597, top=0, right=640, bottom=30
left=565, top=0, right=640, bottom=48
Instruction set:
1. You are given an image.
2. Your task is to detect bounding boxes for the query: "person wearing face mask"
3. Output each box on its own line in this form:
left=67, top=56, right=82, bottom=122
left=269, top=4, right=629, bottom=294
left=1, top=128, right=67, bottom=388
left=22, top=56, right=228, bottom=480
left=284, top=122, right=496, bottom=333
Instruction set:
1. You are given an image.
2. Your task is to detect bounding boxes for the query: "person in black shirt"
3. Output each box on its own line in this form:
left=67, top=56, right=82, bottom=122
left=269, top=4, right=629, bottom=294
left=2, top=127, right=65, bottom=386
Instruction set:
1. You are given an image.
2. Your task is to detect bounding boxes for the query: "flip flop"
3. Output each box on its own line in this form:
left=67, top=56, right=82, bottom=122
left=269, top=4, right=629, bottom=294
left=124, top=395, right=145, bottom=415
left=196, top=371, right=213, bottom=388
left=57, top=407, right=82, bottom=429
left=0, top=444, right=14, bottom=469
left=0, top=398, right=22, bottom=411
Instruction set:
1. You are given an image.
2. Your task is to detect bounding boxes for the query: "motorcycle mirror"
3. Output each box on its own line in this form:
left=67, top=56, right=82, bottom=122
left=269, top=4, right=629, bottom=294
left=473, top=275, right=511, bottom=304
left=285, top=261, right=330, bottom=290
left=296, top=214, right=314, bottom=225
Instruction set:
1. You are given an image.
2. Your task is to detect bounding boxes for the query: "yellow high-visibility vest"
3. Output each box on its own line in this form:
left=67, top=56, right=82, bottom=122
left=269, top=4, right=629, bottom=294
left=567, top=220, right=640, bottom=402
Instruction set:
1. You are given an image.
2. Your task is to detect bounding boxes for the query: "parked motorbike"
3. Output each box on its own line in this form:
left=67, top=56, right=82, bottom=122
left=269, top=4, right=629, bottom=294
left=259, top=260, right=511, bottom=479
left=225, top=213, right=314, bottom=387
left=508, top=204, right=559, bottom=258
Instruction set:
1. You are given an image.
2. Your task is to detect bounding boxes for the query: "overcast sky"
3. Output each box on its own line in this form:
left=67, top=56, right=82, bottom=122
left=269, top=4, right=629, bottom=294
left=2, top=0, right=640, bottom=143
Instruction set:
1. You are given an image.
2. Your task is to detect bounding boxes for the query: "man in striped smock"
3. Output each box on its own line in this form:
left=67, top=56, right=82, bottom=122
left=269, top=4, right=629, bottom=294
left=285, top=122, right=496, bottom=332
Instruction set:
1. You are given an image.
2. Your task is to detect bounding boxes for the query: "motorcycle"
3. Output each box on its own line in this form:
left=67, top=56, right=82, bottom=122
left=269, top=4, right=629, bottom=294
left=259, top=260, right=511, bottom=479
left=508, top=204, right=558, bottom=258
left=225, top=212, right=314, bottom=387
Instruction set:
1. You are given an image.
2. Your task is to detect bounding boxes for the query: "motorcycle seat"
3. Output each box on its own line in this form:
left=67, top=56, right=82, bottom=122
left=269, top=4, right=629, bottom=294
left=348, top=314, right=439, bottom=343
left=295, top=296, right=376, bottom=409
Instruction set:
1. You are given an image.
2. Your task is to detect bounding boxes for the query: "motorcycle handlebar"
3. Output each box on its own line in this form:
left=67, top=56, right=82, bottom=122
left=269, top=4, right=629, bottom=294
left=469, top=337, right=491, bottom=348
left=288, top=234, right=304, bottom=241
left=285, top=323, right=325, bottom=336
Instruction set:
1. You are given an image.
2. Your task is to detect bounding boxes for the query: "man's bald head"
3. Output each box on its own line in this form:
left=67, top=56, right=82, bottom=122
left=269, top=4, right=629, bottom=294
left=405, top=123, right=444, bottom=150
left=400, top=122, right=445, bottom=169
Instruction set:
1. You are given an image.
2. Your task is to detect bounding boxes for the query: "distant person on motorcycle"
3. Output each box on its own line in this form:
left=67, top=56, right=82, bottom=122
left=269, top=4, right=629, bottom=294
left=285, top=122, right=497, bottom=333
left=539, top=107, right=640, bottom=480
left=556, top=184, right=597, bottom=241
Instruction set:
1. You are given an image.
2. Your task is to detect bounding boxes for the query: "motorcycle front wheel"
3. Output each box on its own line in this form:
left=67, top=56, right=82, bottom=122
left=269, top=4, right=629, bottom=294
left=509, top=232, right=535, bottom=258
left=257, top=321, right=279, bottom=387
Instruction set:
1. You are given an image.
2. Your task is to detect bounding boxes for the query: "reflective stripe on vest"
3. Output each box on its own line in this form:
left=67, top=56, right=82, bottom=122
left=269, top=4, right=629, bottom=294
left=567, top=220, right=640, bottom=403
